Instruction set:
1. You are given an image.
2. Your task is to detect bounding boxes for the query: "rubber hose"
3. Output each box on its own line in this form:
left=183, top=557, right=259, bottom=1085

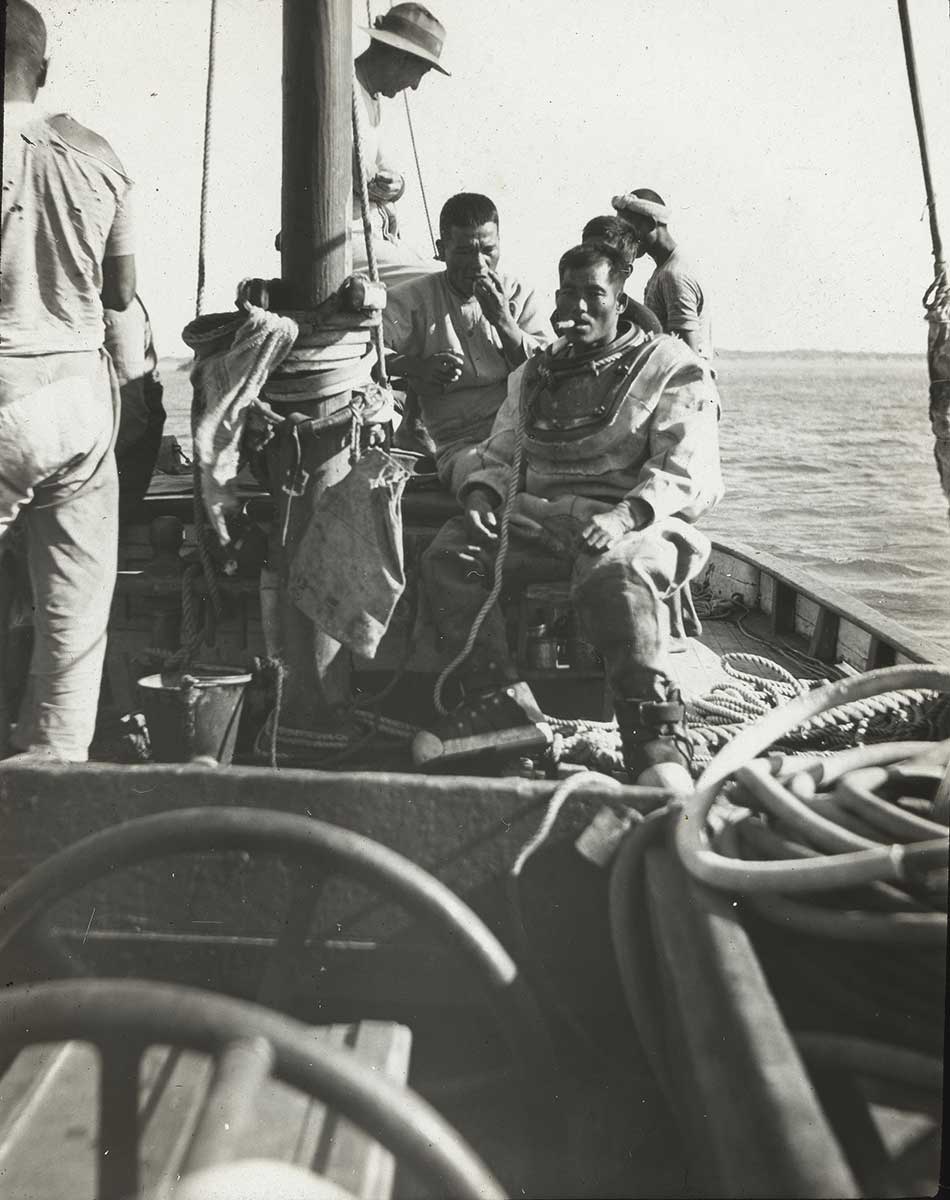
left=834, top=767, right=949, bottom=842
left=794, top=1032, right=943, bottom=1093
left=0, top=807, right=552, bottom=1083
left=743, top=892, right=946, bottom=945
left=771, top=741, right=941, bottom=787
left=676, top=665, right=950, bottom=892
left=803, top=794, right=889, bottom=843
left=714, top=820, right=930, bottom=912
left=735, top=760, right=877, bottom=854
left=607, top=807, right=679, bottom=1111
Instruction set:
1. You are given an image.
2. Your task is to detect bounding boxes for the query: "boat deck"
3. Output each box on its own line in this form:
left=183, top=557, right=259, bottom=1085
left=99, top=465, right=896, bottom=773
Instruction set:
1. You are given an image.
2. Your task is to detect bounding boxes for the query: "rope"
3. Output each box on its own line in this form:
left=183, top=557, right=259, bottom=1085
left=195, top=0, right=220, bottom=318
left=351, top=70, right=390, bottom=390
left=432, top=376, right=533, bottom=715
left=403, top=93, right=437, bottom=256
left=253, top=707, right=416, bottom=767
left=897, top=0, right=945, bottom=277
left=352, top=72, right=382, bottom=287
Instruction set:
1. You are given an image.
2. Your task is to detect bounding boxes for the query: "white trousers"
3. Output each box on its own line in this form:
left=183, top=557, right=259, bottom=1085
left=0, top=351, right=119, bottom=760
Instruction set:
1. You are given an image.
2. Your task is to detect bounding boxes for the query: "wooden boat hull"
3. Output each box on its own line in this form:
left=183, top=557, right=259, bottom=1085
left=1, top=498, right=945, bottom=1198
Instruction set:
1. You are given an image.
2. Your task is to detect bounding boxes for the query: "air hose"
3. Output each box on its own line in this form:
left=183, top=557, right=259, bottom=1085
left=674, top=665, right=950, bottom=894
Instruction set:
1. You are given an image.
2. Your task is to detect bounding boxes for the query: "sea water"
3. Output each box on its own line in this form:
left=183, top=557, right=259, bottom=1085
left=710, top=355, right=949, bottom=651
left=159, top=353, right=950, bottom=651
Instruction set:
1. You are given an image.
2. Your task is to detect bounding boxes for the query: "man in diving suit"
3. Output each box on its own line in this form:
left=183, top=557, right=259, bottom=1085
left=413, top=240, right=723, bottom=785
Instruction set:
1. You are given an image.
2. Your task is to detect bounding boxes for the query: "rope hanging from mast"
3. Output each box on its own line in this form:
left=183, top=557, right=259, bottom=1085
left=187, top=0, right=224, bottom=649
left=352, top=69, right=390, bottom=389
left=195, top=0, right=220, bottom=318
left=403, top=92, right=438, bottom=256
left=896, top=0, right=950, bottom=517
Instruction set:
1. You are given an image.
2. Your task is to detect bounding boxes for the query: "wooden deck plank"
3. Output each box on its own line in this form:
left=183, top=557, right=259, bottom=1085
left=139, top=1048, right=215, bottom=1195
left=0, top=1022, right=411, bottom=1200
left=249, top=1025, right=350, bottom=1164
left=317, top=1021, right=414, bottom=1200
left=0, top=1042, right=99, bottom=1200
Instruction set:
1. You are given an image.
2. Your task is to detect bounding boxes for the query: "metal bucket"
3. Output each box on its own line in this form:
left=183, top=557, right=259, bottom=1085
left=137, top=668, right=252, bottom=766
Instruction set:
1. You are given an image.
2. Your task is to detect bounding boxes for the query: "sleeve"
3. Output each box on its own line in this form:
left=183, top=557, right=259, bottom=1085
left=381, top=281, right=425, bottom=358
left=104, top=184, right=135, bottom=258
left=624, top=362, right=724, bottom=524
left=455, top=361, right=526, bottom=502
left=660, top=269, right=703, bottom=334
left=507, top=279, right=552, bottom=362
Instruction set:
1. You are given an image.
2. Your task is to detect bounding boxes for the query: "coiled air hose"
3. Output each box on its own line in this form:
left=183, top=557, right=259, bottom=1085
left=675, top=665, right=950, bottom=894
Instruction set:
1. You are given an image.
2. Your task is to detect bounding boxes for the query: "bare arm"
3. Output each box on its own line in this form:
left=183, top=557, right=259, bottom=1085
left=102, top=255, right=136, bottom=311
left=675, top=328, right=705, bottom=355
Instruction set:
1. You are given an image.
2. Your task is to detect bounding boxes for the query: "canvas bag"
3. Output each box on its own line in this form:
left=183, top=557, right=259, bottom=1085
left=288, top=448, right=410, bottom=658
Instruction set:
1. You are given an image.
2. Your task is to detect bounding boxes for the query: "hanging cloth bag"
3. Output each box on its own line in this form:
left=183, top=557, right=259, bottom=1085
left=288, top=448, right=411, bottom=659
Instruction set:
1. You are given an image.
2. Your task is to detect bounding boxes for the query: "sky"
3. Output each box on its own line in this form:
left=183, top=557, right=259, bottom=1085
left=31, top=0, right=950, bottom=358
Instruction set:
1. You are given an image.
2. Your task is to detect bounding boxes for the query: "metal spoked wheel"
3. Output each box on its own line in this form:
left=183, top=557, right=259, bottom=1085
left=0, top=978, right=505, bottom=1200
left=0, top=806, right=553, bottom=1083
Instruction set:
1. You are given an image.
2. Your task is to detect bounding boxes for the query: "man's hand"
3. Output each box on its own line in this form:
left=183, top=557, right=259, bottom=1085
left=579, top=504, right=639, bottom=553
left=464, top=486, right=500, bottom=542
left=368, top=169, right=405, bottom=204
left=416, top=351, right=464, bottom=390
left=473, top=269, right=512, bottom=329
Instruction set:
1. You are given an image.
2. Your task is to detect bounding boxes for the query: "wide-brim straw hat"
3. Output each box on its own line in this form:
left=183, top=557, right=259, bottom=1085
left=362, top=3, right=451, bottom=76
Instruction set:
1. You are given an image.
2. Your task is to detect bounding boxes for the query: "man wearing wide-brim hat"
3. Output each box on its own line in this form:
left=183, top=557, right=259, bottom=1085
left=352, top=3, right=449, bottom=288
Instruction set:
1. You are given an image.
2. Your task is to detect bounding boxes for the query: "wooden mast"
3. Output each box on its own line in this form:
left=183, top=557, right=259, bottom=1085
left=281, top=0, right=352, bottom=304
left=270, top=0, right=354, bottom=728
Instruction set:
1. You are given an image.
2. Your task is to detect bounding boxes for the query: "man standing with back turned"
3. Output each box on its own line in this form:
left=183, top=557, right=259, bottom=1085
left=612, top=189, right=714, bottom=361
left=1, top=0, right=136, bottom=761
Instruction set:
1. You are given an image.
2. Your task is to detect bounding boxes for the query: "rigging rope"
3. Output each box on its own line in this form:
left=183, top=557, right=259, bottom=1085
left=896, top=0, right=950, bottom=515
left=403, top=93, right=438, bottom=257
left=195, top=0, right=220, bottom=318
left=371, top=0, right=437, bottom=255
left=352, top=70, right=390, bottom=390
left=896, top=0, right=946, bottom=279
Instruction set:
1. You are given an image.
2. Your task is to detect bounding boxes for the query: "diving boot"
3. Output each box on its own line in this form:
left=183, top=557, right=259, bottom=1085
left=614, top=681, right=693, bottom=790
left=413, top=681, right=552, bottom=771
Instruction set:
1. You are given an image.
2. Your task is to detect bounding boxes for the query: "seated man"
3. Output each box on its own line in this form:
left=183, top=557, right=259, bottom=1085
left=383, top=192, right=549, bottom=490
left=580, top=215, right=662, bottom=336
left=413, top=241, right=723, bottom=785
left=548, top=216, right=664, bottom=340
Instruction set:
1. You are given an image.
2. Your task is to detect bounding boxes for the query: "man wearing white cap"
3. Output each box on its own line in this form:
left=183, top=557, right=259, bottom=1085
left=612, top=189, right=714, bottom=361
left=352, top=3, right=449, bottom=287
